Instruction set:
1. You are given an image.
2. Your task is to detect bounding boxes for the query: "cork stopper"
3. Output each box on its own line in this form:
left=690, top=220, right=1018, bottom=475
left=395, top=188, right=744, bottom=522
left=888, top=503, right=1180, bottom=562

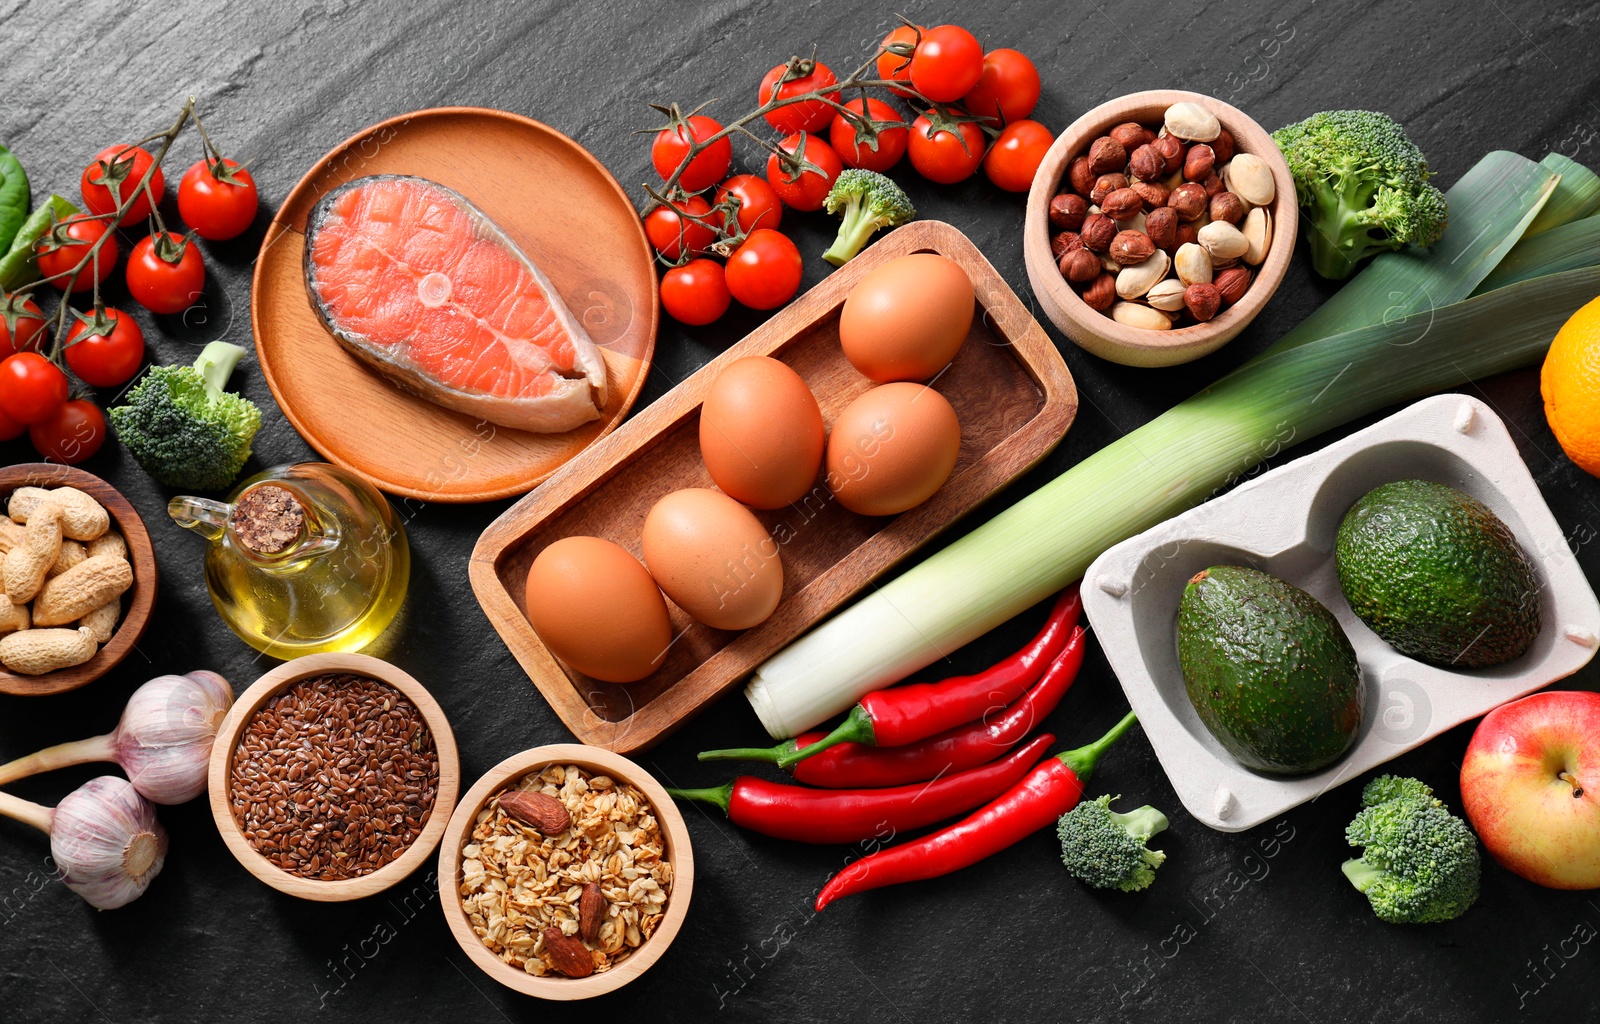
left=231, top=485, right=305, bottom=554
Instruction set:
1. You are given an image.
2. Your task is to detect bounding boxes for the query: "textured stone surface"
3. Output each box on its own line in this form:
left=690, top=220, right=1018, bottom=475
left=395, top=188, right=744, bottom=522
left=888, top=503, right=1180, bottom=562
left=1, top=0, right=1598, bottom=1020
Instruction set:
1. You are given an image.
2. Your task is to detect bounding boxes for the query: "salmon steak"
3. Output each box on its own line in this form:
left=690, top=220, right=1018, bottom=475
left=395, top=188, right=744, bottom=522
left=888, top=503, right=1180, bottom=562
left=304, top=175, right=608, bottom=433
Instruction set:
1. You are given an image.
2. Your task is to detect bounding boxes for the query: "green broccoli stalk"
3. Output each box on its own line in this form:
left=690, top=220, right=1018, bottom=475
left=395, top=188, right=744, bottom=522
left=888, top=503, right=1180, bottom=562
left=1056, top=794, right=1169, bottom=892
left=1342, top=774, right=1480, bottom=924
left=1271, top=110, right=1449, bottom=280
left=108, top=340, right=263, bottom=491
left=821, top=169, right=915, bottom=266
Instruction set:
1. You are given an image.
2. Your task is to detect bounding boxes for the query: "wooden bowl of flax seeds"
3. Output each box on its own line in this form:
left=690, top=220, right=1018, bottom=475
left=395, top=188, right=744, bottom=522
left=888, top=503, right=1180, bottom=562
left=207, top=652, right=460, bottom=901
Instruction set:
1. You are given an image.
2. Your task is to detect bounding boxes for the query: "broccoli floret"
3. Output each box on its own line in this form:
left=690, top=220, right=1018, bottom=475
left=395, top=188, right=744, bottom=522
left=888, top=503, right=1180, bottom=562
left=108, top=340, right=262, bottom=491
left=1271, top=110, right=1448, bottom=279
left=821, top=169, right=915, bottom=266
left=1342, top=774, right=1480, bottom=924
left=1056, top=794, right=1169, bottom=892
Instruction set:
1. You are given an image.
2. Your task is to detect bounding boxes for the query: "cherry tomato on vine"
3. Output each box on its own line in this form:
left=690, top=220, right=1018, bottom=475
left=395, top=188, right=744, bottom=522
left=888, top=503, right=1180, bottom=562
left=766, top=133, right=843, bottom=212
left=725, top=229, right=802, bottom=310
left=65, top=307, right=145, bottom=387
left=644, top=196, right=717, bottom=261
left=910, top=25, right=984, bottom=103
left=29, top=399, right=106, bottom=465
left=35, top=216, right=118, bottom=293
left=81, top=145, right=164, bottom=225
left=962, top=48, right=1041, bottom=126
left=758, top=60, right=840, bottom=135
left=984, top=119, right=1054, bottom=192
left=0, top=295, right=47, bottom=359
left=651, top=115, right=733, bottom=193
left=177, top=158, right=259, bottom=240
left=0, top=353, right=69, bottom=425
left=829, top=98, right=909, bottom=172
left=876, top=24, right=922, bottom=97
left=661, top=259, right=732, bottom=326
left=126, top=232, right=206, bottom=314
left=908, top=112, right=987, bottom=184
left=0, top=405, right=23, bottom=442
left=714, top=174, right=783, bottom=235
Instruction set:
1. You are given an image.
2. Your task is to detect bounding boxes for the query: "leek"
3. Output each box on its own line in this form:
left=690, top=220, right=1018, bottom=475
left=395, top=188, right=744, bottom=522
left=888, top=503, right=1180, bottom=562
left=747, top=149, right=1597, bottom=740
left=1525, top=153, right=1600, bottom=237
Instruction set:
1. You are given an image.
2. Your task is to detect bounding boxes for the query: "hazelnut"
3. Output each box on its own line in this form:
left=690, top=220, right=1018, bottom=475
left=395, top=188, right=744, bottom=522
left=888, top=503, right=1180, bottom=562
left=1068, top=156, right=1096, bottom=197
left=1176, top=222, right=1199, bottom=247
left=1131, top=180, right=1169, bottom=209
left=1080, top=213, right=1116, bottom=251
left=1129, top=144, right=1165, bottom=182
left=1109, top=230, right=1156, bottom=266
left=1209, top=191, right=1246, bottom=225
left=1214, top=266, right=1252, bottom=306
left=1153, top=133, right=1184, bottom=174
left=1087, top=136, right=1127, bottom=176
left=1168, top=182, right=1208, bottom=221
left=1081, top=272, right=1117, bottom=312
left=1050, top=230, right=1083, bottom=260
left=1109, top=122, right=1153, bottom=151
left=1201, top=172, right=1225, bottom=197
left=1183, top=144, right=1215, bottom=183
left=1090, top=173, right=1128, bottom=205
left=1061, top=247, right=1102, bottom=283
left=1100, top=188, right=1143, bottom=221
left=1211, top=127, right=1236, bottom=164
left=1049, top=193, right=1089, bottom=232
left=1145, top=206, right=1179, bottom=251
left=1184, top=282, right=1222, bottom=322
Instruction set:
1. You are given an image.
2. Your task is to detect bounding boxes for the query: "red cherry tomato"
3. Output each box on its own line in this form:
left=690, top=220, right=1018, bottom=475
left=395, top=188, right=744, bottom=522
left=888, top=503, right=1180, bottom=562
left=81, top=145, right=165, bottom=225
left=962, top=48, right=1042, bottom=126
left=661, top=259, right=732, bottom=326
left=0, top=404, right=23, bottom=441
left=65, top=307, right=145, bottom=388
left=29, top=399, right=106, bottom=465
left=651, top=116, right=733, bottom=193
left=0, top=295, right=47, bottom=359
left=714, top=175, right=783, bottom=235
left=910, top=25, right=984, bottom=103
left=908, top=112, right=988, bottom=185
left=177, top=158, right=259, bottom=241
left=984, top=119, right=1055, bottom=192
left=644, top=196, right=717, bottom=261
left=0, top=353, right=69, bottom=425
left=126, top=232, right=206, bottom=314
left=35, top=216, right=118, bottom=293
left=725, top=229, right=802, bottom=311
left=876, top=24, right=923, bottom=97
left=766, top=134, right=843, bottom=212
left=829, top=98, right=909, bottom=172
left=758, top=61, right=841, bottom=135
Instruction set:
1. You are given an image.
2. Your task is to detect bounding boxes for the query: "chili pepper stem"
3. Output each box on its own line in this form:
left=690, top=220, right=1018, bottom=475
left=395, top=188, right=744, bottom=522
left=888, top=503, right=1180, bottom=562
left=664, top=783, right=735, bottom=815
left=1056, top=711, right=1139, bottom=780
left=0, top=788, right=54, bottom=835
left=775, top=704, right=875, bottom=770
left=696, top=740, right=795, bottom=764
left=0, top=734, right=116, bottom=787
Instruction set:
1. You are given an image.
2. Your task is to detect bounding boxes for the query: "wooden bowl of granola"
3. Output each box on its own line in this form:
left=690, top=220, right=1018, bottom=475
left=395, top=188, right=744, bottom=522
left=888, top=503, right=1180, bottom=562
left=438, top=743, right=694, bottom=1000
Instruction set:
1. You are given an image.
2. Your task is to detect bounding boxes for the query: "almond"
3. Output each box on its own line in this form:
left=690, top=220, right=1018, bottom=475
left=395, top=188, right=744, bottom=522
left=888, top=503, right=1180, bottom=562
left=579, top=881, right=605, bottom=943
left=542, top=927, right=596, bottom=978
left=499, top=790, right=571, bottom=835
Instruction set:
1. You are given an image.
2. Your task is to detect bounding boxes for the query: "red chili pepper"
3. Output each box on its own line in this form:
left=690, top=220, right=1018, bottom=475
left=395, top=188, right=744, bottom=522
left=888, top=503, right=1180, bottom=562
left=699, top=586, right=1081, bottom=769
left=666, top=733, right=1055, bottom=845
left=707, top=626, right=1086, bottom=788
left=813, top=711, right=1138, bottom=910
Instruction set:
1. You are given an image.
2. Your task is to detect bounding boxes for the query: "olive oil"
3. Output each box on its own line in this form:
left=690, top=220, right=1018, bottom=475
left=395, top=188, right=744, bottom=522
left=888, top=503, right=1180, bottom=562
left=169, top=463, right=409, bottom=658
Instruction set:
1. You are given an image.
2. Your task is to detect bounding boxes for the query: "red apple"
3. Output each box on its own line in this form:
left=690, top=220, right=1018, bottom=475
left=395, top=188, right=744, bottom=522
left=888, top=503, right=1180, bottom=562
left=1461, top=690, right=1600, bottom=889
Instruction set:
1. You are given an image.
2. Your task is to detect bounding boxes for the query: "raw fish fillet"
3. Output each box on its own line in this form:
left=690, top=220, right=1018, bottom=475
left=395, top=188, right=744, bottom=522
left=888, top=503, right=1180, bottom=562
left=304, top=175, right=607, bottom=433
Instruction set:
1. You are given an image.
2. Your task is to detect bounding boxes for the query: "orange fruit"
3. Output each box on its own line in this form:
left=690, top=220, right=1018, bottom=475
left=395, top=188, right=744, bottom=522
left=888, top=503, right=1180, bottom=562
left=1541, top=295, right=1600, bottom=475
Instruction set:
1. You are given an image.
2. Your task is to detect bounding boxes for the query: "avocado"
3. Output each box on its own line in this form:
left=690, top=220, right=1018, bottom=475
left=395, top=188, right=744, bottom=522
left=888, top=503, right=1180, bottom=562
left=1177, top=565, right=1364, bottom=775
left=1335, top=480, right=1540, bottom=668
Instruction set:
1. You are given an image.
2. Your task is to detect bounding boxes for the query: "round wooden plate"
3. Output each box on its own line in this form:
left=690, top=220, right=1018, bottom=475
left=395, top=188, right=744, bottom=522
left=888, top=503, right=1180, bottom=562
left=251, top=107, right=658, bottom=503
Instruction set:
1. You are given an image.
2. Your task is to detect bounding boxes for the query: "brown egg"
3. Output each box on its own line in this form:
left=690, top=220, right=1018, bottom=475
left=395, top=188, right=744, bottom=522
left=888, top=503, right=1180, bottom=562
left=642, top=488, right=783, bottom=630
left=700, top=356, right=825, bottom=509
left=827, top=383, right=960, bottom=516
left=838, top=253, right=975, bottom=382
left=524, top=536, right=671, bottom=683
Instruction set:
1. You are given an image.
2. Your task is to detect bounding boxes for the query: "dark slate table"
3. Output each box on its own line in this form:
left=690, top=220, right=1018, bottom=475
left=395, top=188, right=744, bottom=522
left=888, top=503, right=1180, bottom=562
left=2, top=1, right=1598, bottom=1021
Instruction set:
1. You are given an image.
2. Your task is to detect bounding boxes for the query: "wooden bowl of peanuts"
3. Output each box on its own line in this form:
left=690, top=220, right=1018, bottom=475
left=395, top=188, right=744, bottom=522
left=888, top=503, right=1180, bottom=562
left=0, top=464, right=157, bottom=696
left=438, top=743, right=694, bottom=1000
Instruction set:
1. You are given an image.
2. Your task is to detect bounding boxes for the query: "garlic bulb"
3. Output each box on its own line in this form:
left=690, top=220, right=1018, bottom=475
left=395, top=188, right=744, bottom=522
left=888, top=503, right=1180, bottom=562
left=0, top=670, right=232, bottom=804
left=0, top=777, right=167, bottom=910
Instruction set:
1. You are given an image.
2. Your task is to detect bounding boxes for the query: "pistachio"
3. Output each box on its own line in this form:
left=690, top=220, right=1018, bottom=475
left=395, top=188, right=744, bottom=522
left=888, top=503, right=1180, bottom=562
left=1113, top=250, right=1171, bottom=299
left=1111, top=301, right=1173, bottom=331
left=1197, top=220, right=1250, bottom=261
left=1118, top=210, right=1147, bottom=235
left=1145, top=278, right=1188, bottom=312
left=1174, top=242, right=1213, bottom=287
left=1223, top=153, right=1276, bottom=205
left=1242, top=206, right=1272, bottom=265
left=1164, top=101, right=1221, bottom=142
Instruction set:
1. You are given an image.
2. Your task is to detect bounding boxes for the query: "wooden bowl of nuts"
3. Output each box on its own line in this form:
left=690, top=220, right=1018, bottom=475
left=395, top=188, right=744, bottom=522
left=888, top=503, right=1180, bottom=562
left=0, top=463, right=157, bottom=696
left=438, top=743, right=694, bottom=1000
left=206, top=652, right=461, bottom=901
left=1025, top=89, right=1298, bottom=367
